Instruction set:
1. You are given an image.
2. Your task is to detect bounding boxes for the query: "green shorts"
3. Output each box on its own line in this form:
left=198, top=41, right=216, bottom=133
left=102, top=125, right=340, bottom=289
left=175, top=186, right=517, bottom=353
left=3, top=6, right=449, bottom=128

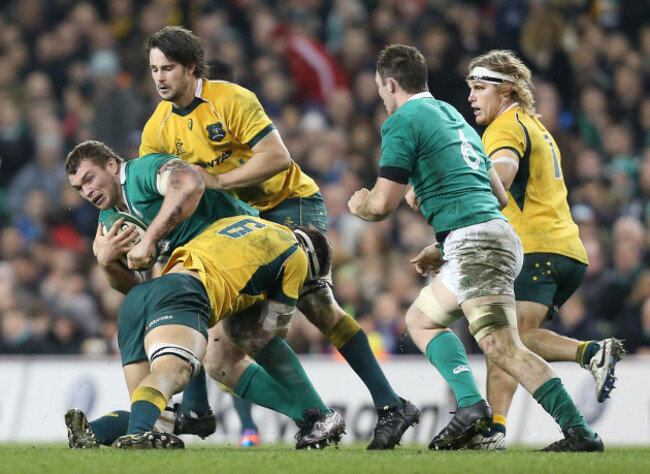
left=260, top=192, right=328, bottom=233
left=514, top=253, right=587, bottom=317
left=118, top=273, right=210, bottom=366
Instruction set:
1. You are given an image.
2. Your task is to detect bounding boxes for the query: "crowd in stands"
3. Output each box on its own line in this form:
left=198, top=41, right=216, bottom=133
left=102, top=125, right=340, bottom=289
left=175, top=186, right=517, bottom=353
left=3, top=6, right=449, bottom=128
left=1, top=0, right=650, bottom=357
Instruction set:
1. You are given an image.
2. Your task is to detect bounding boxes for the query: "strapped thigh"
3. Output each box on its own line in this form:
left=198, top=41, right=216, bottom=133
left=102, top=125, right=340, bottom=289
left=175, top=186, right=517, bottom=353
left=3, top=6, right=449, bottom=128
left=414, top=285, right=462, bottom=328
left=147, top=343, right=201, bottom=377
left=466, top=302, right=517, bottom=342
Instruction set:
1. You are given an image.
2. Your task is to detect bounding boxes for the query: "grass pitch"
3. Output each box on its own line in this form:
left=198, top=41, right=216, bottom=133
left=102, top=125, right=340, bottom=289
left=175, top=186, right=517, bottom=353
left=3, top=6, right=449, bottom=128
left=2, top=444, right=649, bottom=474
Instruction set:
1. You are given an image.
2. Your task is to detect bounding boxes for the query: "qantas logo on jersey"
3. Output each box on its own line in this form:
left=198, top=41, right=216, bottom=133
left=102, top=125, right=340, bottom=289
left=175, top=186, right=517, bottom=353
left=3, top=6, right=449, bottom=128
left=206, top=150, right=232, bottom=167
left=206, top=122, right=226, bottom=142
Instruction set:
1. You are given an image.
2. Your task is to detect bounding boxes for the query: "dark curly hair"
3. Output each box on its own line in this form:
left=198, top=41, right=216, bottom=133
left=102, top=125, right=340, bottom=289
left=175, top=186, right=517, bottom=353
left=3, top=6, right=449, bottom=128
left=146, top=26, right=210, bottom=79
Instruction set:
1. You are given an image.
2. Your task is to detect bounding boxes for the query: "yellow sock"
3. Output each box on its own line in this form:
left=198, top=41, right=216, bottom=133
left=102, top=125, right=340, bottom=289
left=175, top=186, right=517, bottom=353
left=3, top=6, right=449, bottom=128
left=131, top=386, right=168, bottom=412
left=325, top=314, right=361, bottom=349
left=576, top=341, right=591, bottom=368
left=493, top=414, right=507, bottom=427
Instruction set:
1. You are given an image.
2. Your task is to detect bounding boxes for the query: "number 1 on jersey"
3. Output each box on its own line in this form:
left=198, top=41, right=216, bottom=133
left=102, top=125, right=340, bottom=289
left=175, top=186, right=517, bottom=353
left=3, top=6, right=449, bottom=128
left=544, top=134, right=561, bottom=179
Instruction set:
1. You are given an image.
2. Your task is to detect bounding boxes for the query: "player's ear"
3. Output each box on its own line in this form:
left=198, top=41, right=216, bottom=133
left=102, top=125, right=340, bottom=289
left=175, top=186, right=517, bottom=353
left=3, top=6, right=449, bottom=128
left=387, top=78, right=397, bottom=94
left=107, top=158, right=119, bottom=174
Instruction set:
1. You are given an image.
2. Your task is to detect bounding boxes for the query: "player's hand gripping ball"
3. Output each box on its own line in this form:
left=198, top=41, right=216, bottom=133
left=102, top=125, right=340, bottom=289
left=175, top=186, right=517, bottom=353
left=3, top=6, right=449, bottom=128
left=101, top=212, right=158, bottom=270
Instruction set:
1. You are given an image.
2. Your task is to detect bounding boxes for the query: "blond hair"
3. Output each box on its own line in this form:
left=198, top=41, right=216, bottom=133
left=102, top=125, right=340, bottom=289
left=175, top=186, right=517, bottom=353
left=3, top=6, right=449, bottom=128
left=468, top=50, right=537, bottom=117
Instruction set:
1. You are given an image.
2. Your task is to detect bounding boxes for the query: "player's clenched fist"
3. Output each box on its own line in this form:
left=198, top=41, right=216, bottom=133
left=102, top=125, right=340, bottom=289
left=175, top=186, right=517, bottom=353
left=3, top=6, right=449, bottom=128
left=347, top=188, right=370, bottom=216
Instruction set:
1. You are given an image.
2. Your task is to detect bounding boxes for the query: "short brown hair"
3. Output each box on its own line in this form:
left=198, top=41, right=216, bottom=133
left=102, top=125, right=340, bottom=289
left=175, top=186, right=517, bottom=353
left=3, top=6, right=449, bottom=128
left=468, top=50, right=537, bottom=116
left=376, top=44, right=428, bottom=94
left=65, top=140, right=124, bottom=175
left=146, top=26, right=209, bottom=79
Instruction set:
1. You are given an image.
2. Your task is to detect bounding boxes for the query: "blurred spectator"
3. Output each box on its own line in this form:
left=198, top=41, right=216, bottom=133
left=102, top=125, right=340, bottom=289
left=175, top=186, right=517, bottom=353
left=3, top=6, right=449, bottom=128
left=0, top=96, right=33, bottom=188
left=6, top=117, right=67, bottom=219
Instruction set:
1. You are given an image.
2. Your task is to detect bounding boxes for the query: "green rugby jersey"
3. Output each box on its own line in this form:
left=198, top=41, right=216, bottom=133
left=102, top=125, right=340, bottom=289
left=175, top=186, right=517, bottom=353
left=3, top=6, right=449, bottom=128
left=379, top=93, right=505, bottom=235
left=98, top=153, right=258, bottom=256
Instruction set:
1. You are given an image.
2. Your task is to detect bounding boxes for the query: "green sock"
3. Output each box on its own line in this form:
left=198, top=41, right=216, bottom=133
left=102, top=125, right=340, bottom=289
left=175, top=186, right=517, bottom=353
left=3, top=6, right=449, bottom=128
left=127, top=401, right=162, bottom=434
left=425, top=331, right=483, bottom=407
left=231, top=394, right=258, bottom=432
left=234, top=364, right=303, bottom=421
left=89, top=411, right=130, bottom=445
left=533, top=377, right=595, bottom=438
left=255, top=336, right=330, bottom=415
left=181, top=366, right=211, bottom=416
left=582, top=342, right=601, bottom=366
left=337, top=330, right=401, bottom=408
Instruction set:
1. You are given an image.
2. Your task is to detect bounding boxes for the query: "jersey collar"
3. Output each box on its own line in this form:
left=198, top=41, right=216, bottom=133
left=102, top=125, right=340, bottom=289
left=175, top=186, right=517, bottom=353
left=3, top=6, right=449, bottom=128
left=407, top=92, right=434, bottom=102
left=118, top=162, right=131, bottom=213
left=119, top=162, right=127, bottom=184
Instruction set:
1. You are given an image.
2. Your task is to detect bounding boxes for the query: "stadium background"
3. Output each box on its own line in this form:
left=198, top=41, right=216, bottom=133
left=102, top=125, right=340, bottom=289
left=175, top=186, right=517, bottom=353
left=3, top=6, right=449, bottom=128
left=0, top=0, right=649, bottom=445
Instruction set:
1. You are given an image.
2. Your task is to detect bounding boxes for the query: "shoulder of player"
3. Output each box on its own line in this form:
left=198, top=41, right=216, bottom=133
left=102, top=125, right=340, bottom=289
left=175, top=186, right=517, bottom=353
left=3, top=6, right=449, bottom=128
left=485, top=107, right=527, bottom=138
left=142, top=102, right=173, bottom=131
left=201, top=79, right=255, bottom=100
left=382, top=105, right=420, bottom=130
left=126, top=154, right=178, bottom=177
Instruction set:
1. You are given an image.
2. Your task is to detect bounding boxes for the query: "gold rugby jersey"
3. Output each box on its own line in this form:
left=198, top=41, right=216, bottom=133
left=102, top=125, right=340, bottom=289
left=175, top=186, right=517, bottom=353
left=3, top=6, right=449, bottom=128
left=483, top=106, right=587, bottom=264
left=162, top=216, right=307, bottom=326
left=140, top=79, right=318, bottom=211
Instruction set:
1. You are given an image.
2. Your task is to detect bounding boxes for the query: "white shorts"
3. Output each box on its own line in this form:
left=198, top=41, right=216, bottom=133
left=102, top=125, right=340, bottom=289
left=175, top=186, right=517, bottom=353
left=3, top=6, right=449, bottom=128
left=438, top=219, right=523, bottom=305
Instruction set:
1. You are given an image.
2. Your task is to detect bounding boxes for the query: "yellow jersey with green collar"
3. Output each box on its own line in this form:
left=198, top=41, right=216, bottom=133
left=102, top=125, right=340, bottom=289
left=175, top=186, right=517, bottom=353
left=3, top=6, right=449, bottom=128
left=140, top=79, right=318, bottom=212
left=482, top=106, right=587, bottom=264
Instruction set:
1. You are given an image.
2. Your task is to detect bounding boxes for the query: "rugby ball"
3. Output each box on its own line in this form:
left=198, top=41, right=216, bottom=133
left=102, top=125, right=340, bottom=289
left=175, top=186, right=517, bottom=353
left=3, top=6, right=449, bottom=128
left=101, top=211, right=157, bottom=269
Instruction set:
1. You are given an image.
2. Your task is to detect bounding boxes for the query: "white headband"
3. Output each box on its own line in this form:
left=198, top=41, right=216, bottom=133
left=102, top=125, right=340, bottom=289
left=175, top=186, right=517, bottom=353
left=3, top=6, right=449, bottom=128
left=468, top=66, right=515, bottom=84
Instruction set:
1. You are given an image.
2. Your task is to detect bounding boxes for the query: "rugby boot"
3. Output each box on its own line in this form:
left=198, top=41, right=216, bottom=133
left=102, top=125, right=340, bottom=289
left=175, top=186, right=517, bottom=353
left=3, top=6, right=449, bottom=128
left=65, top=409, right=99, bottom=449
left=112, top=431, right=184, bottom=449
left=367, top=398, right=420, bottom=450
left=429, top=399, right=492, bottom=450
left=295, top=408, right=346, bottom=450
left=172, top=403, right=217, bottom=439
left=586, top=338, right=625, bottom=402
left=465, top=431, right=506, bottom=451
left=539, top=428, right=604, bottom=452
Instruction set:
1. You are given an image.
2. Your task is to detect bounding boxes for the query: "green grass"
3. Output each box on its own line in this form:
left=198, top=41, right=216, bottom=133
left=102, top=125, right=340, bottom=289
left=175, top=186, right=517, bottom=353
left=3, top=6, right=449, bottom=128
left=2, top=444, right=649, bottom=474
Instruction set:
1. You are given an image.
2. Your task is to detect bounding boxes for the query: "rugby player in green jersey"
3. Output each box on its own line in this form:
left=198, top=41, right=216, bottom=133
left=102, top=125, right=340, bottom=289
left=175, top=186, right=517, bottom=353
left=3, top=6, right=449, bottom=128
left=348, top=44, right=603, bottom=452
left=63, top=140, right=344, bottom=449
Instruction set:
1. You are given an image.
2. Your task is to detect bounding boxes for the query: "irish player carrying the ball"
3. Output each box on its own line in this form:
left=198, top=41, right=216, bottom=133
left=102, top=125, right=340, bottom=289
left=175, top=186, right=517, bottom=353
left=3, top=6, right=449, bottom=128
left=64, top=140, right=345, bottom=449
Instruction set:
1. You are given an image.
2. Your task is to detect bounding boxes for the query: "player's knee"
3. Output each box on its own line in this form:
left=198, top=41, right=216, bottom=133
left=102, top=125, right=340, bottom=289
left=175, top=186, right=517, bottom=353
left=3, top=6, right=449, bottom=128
left=172, top=362, right=192, bottom=391
left=297, top=282, right=340, bottom=332
left=150, top=354, right=193, bottom=393
left=203, top=339, right=244, bottom=382
left=203, top=357, right=226, bottom=383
